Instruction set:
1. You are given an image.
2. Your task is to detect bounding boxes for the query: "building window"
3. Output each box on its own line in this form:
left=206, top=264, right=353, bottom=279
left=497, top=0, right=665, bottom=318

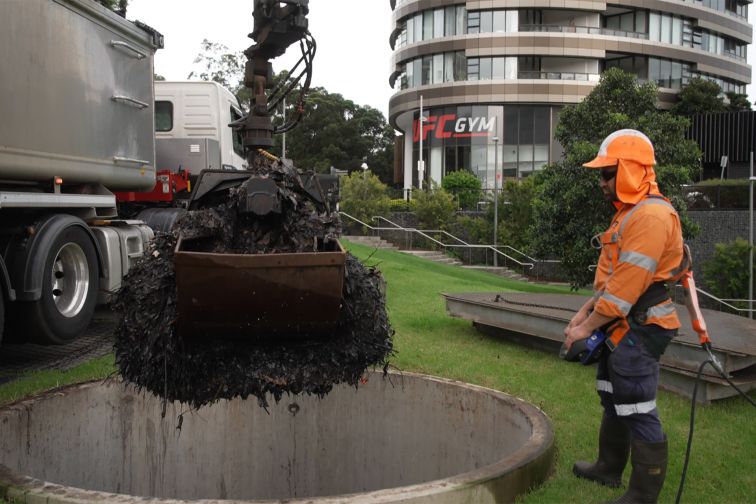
left=467, top=58, right=480, bottom=81
left=454, top=52, right=467, bottom=81
left=520, top=9, right=543, bottom=26
left=231, top=107, right=244, bottom=157
left=155, top=101, right=173, bottom=132
left=493, top=10, right=507, bottom=32
left=444, top=6, right=457, bottom=35
left=456, top=6, right=466, bottom=35
left=433, top=8, right=444, bottom=38
left=469, top=9, right=518, bottom=33
left=480, top=11, right=493, bottom=32
left=423, top=10, right=433, bottom=40
left=468, top=11, right=480, bottom=34
left=479, top=57, right=492, bottom=80
left=413, top=14, right=422, bottom=43
left=433, top=53, right=444, bottom=84
left=422, top=56, right=432, bottom=85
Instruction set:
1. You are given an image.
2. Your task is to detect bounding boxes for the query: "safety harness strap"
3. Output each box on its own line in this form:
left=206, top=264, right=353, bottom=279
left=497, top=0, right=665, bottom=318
left=604, top=195, right=681, bottom=350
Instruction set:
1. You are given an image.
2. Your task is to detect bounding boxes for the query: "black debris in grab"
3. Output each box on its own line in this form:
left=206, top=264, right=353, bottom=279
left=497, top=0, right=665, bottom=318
left=112, top=154, right=394, bottom=409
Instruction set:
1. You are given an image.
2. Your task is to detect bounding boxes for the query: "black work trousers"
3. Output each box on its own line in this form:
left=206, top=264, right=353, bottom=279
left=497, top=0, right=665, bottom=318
left=596, top=322, right=676, bottom=443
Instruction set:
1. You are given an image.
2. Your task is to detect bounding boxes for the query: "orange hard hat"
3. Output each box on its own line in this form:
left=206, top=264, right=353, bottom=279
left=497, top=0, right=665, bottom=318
left=583, top=129, right=656, bottom=169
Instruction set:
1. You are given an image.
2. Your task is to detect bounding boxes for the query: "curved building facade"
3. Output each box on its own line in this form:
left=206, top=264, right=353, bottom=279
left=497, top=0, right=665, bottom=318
left=387, top=0, right=753, bottom=193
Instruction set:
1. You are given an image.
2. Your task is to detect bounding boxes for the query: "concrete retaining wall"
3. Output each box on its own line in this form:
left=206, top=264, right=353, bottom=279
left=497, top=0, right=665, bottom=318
left=686, top=210, right=752, bottom=280
left=0, top=372, right=555, bottom=503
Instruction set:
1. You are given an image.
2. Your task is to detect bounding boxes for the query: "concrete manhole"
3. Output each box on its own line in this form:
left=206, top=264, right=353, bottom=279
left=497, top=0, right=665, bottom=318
left=0, top=371, right=555, bottom=503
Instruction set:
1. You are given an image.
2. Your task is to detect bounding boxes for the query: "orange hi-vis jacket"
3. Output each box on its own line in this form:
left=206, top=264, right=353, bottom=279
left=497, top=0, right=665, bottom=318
left=593, top=195, right=684, bottom=330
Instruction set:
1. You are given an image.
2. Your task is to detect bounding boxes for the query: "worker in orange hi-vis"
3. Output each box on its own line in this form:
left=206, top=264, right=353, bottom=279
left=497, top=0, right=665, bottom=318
left=564, top=129, right=684, bottom=504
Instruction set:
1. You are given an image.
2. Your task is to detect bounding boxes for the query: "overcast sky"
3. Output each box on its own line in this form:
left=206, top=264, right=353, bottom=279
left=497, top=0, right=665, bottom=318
left=127, top=0, right=394, bottom=117
left=127, top=0, right=756, bottom=119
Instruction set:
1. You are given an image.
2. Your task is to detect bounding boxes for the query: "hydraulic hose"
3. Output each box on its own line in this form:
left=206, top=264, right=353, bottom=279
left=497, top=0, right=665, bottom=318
left=675, top=346, right=756, bottom=504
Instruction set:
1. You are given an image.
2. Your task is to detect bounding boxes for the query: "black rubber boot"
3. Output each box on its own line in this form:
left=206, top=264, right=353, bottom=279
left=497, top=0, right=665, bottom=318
left=573, top=415, right=631, bottom=488
left=607, top=438, right=668, bottom=504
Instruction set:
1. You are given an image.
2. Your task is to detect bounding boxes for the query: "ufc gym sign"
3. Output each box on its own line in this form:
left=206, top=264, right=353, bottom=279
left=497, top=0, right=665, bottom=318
left=413, top=114, right=496, bottom=143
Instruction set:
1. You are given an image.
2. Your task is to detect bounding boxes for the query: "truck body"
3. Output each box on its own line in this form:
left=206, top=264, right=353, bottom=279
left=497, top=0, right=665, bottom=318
left=0, top=0, right=159, bottom=191
left=0, top=0, right=244, bottom=345
left=155, top=81, right=247, bottom=172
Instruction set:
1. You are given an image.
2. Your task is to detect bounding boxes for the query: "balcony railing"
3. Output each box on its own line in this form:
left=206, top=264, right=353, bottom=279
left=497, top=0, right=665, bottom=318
left=519, top=24, right=649, bottom=39
left=517, top=70, right=601, bottom=81
left=722, top=51, right=748, bottom=61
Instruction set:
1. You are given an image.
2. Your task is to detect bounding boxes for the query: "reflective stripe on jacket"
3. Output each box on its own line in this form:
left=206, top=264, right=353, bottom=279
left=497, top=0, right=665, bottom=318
left=593, top=196, right=683, bottom=329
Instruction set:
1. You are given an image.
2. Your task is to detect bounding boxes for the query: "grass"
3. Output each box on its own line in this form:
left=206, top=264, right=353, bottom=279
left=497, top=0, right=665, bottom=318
left=1, top=241, right=754, bottom=503
left=345, top=242, right=755, bottom=504
left=0, top=355, right=115, bottom=405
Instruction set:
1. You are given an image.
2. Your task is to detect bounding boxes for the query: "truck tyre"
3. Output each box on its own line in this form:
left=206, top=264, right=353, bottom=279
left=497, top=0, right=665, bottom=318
left=24, top=226, right=99, bottom=345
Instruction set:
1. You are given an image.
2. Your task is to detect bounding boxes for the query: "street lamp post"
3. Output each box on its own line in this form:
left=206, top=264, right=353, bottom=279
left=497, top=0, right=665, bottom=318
left=493, top=136, right=499, bottom=267
left=418, top=95, right=425, bottom=190
left=749, top=152, right=754, bottom=319
left=361, top=162, right=369, bottom=180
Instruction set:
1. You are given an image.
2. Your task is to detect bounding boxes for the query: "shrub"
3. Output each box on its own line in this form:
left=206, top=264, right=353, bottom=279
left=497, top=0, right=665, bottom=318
left=389, top=198, right=417, bottom=212
left=441, top=170, right=483, bottom=210
left=413, top=181, right=456, bottom=230
left=449, top=214, right=490, bottom=244
left=702, top=238, right=755, bottom=305
left=497, top=176, right=539, bottom=251
left=339, top=171, right=391, bottom=225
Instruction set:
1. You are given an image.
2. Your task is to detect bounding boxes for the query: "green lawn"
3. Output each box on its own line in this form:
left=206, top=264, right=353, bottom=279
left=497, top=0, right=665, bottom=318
left=1, top=241, right=754, bottom=503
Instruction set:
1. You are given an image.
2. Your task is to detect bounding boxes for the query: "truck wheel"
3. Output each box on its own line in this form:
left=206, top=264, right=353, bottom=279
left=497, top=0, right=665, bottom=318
left=25, top=226, right=99, bottom=345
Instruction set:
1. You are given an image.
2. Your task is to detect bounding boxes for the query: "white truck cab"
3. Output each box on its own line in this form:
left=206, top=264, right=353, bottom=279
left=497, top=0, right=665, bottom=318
left=154, top=81, right=248, bottom=172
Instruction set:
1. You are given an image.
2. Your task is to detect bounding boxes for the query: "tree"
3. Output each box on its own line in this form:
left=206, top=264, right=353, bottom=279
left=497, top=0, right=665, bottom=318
left=272, top=86, right=395, bottom=182
left=671, top=78, right=726, bottom=116
left=186, top=45, right=396, bottom=182
left=441, top=170, right=482, bottom=210
left=339, top=171, right=391, bottom=225
left=188, top=39, right=250, bottom=106
left=725, top=92, right=752, bottom=112
left=529, top=68, right=701, bottom=288
left=96, top=0, right=127, bottom=15
left=413, top=182, right=456, bottom=230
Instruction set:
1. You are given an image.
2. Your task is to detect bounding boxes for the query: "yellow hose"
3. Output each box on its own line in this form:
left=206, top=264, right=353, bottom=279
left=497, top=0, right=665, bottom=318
left=257, top=149, right=279, bottom=162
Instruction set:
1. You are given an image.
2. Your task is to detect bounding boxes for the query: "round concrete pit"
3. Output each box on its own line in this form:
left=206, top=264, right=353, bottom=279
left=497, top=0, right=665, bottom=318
left=0, top=372, right=554, bottom=503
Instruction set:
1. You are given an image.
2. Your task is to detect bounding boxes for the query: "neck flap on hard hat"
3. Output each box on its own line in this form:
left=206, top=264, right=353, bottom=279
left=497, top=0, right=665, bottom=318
left=615, top=159, right=661, bottom=205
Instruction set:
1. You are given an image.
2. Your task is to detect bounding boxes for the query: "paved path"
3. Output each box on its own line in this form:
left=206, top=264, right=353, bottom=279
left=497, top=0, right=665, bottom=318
left=0, top=309, right=115, bottom=385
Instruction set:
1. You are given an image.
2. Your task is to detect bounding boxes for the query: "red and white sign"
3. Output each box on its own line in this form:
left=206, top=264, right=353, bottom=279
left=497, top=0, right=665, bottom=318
left=413, top=114, right=496, bottom=143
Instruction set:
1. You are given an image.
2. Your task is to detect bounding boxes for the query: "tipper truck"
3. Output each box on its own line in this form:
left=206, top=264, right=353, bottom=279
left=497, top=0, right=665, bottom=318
left=0, top=0, right=246, bottom=345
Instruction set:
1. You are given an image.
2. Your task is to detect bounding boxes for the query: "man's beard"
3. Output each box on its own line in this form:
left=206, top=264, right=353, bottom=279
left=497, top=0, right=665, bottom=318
left=602, top=187, right=619, bottom=202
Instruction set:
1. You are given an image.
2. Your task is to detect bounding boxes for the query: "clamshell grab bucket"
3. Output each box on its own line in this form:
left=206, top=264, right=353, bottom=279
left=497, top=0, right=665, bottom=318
left=174, top=237, right=346, bottom=338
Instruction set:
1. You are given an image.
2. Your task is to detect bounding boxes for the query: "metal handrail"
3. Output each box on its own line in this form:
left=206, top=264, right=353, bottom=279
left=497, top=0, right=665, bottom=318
left=372, top=216, right=470, bottom=247
left=372, top=216, right=543, bottom=262
left=340, top=211, right=537, bottom=271
left=517, top=70, right=601, bottom=81
left=674, top=285, right=755, bottom=314
left=370, top=215, right=529, bottom=267
left=519, top=24, right=649, bottom=39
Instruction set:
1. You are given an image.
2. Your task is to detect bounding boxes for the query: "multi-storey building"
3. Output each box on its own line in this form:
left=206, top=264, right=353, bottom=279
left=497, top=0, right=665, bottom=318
left=387, top=0, right=752, bottom=193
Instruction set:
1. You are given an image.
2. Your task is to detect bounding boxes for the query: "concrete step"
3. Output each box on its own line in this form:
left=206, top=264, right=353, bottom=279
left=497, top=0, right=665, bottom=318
left=400, top=249, right=463, bottom=266
left=461, top=265, right=530, bottom=282
left=342, top=235, right=399, bottom=250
